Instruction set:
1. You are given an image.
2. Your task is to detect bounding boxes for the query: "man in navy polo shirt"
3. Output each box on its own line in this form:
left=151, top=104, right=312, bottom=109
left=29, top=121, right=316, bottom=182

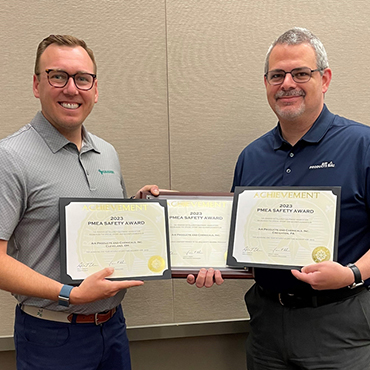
left=189, top=27, right=370, bottom=369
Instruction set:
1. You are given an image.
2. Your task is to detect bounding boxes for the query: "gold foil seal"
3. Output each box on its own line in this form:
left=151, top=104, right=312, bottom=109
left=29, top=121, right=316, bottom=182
left=312, top=247, right=331, bottom=263
left=148, top=255, right=165, bottom=273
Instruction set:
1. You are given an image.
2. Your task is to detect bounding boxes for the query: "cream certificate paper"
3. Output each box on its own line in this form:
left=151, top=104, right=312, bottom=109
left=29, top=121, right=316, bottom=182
left=143, top=192, right=253, bottom=278
left=227, top=187, right=340, bottom=269
left=60, top=198, right=171, bottom=283
left=165, top=195, right=233, bottom=268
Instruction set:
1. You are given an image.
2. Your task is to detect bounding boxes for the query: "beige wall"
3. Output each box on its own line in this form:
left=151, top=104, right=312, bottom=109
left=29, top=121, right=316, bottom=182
left=1, top=0, right=370, bottom=369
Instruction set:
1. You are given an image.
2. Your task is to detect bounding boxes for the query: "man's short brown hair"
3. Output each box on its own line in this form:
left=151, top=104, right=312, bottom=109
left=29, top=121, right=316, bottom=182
left=34, top=35, right=97, bottom=75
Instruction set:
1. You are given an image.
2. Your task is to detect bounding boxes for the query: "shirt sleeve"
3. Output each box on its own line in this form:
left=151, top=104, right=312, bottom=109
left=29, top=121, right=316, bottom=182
left=231, top=152, right=245, bottom=192
left=120, top=172, right=127, bottom=198
left=0, top=146, right=27, bottom=240
left=364, top=142, right=370, bottom=212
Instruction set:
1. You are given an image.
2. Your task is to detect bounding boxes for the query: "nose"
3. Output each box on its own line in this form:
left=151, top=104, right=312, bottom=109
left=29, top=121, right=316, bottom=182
left=280, top=72, right=296, bottom=89
left=63, top=77, right=79, bottom=95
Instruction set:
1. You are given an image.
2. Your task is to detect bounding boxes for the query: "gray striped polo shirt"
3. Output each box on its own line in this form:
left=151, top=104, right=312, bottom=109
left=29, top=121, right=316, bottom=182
left=0, top=111, right=128, bottom=314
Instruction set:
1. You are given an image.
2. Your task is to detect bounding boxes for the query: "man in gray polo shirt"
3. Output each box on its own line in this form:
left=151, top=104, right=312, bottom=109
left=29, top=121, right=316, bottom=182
left=0, top=35, right=158, bottom=370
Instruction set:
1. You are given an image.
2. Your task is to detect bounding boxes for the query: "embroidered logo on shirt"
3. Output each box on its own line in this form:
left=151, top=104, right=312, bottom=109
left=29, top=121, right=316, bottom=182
left=308, top=161, right=335, bottom=170
left=98, top=169, right=115, bottom=175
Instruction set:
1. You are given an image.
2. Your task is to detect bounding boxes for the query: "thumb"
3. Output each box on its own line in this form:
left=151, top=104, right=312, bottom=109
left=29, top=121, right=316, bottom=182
left=301, top=264, right=319, bottom=274
left=291, top=268, right=302, bottom=279
left=186, top=274, right=196, bottom=285
left=150, top=185, right=160, bottom=196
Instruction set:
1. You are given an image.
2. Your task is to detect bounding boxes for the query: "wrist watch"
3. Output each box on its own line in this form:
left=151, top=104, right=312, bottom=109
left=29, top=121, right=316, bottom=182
left=58, top=285, right=74, bottom=307
left=347, top=263, right=364, bottom=289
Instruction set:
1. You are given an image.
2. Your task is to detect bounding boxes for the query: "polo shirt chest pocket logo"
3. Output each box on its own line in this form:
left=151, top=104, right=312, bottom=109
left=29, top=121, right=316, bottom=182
left=98, top=169, right=115, bottom=175
left=308, top=161, right=335, bottom=170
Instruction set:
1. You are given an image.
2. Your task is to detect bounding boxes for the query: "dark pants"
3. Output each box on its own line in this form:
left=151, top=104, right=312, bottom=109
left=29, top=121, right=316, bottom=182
left=245, top=284, right=370, bottom=370
left=14, top=304, right=131, bottom=370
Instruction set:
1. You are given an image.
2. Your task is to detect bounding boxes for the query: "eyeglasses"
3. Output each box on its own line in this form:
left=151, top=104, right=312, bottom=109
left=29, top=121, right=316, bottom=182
left=44, top=69, right=96, bottom=91
left=265, top=67, right=322, bottom=85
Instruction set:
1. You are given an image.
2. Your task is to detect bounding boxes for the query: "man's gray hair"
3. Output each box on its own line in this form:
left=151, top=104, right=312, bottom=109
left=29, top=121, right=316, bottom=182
left=264, top=27, right=329, bottom=75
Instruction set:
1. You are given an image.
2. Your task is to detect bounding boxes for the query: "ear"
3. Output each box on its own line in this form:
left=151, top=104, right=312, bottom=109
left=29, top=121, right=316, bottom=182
left=264, top=74, right=268, bottom=89
left=321, top=68, right=332, bottom=94
left=33, top=74, right=40, bottom=99
left=94, top=79, right=98, bottom=104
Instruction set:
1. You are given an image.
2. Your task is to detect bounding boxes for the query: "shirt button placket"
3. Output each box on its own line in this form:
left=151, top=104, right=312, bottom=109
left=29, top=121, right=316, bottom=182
left=283, top=151, right=294, bottom=183
left=287, top=152, right=294, bottom=173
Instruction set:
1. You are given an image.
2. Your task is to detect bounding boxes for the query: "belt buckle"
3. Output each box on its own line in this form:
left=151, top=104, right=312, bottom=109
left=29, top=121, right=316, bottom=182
left=94, top=313, right=100, bottom=325
left=278, top=293, right=285, bottom=306
left=278, top=293, right=296, bottom=307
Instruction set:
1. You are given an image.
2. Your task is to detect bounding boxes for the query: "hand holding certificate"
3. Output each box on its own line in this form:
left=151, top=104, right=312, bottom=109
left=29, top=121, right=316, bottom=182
left=227, top=187, right=341, bottom=270
left=59, top=198, right=171, bottom=284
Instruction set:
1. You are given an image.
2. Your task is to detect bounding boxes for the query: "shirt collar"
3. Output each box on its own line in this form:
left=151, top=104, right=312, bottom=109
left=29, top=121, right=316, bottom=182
left=273, top=104, right=334, bottom=150
left=31, top=111, right=100, bottom=154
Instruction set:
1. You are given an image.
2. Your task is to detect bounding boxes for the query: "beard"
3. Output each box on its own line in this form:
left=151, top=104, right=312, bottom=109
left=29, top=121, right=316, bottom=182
left=274, top=89, right=306, bottom=121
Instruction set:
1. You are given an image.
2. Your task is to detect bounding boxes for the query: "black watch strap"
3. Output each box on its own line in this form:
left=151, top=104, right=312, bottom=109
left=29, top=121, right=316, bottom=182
left=347, top=263, right=364, bottom=289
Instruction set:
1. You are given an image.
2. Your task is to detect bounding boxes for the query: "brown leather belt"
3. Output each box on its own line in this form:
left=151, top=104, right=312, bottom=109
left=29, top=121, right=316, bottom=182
left=21, top=305, right=117, bottom=325
left=68, top=307, right=117, bottom=325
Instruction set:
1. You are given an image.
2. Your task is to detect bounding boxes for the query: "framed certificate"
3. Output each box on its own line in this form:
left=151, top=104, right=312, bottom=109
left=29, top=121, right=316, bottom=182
left=59, top=198, right=171, bottom=284
left=227, top=187, right=341, bottom=270
left=142, top=191, right=253, bottom=279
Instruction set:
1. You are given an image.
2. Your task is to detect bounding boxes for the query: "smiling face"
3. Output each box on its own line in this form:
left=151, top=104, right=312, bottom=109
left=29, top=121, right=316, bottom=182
left=264, top=43, right=331, bottom=126
left=33, top=44, right=98, bottom=142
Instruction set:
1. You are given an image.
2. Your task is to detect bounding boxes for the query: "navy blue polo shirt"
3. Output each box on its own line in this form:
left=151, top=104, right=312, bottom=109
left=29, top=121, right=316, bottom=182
left=232, top=105, right=370, bottom=292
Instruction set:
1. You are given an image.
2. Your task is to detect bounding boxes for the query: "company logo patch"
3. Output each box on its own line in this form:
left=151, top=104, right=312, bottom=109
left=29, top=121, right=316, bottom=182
left=98, top=169, right=115, bottom=175
left=308, top=161, right=335, bottom=170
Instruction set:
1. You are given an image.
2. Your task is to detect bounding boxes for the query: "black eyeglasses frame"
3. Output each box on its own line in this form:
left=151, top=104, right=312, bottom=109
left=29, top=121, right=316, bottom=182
left=43, top=69, right=97, bottom=91
left=265, top=67, right=323, bottom=86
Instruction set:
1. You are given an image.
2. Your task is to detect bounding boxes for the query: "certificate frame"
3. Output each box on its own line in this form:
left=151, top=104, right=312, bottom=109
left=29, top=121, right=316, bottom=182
left=59, top=197, right=171, bottom=284
left=141, top=191, right=254, bottom=279
left=227, top=186, right=341, bottom=270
